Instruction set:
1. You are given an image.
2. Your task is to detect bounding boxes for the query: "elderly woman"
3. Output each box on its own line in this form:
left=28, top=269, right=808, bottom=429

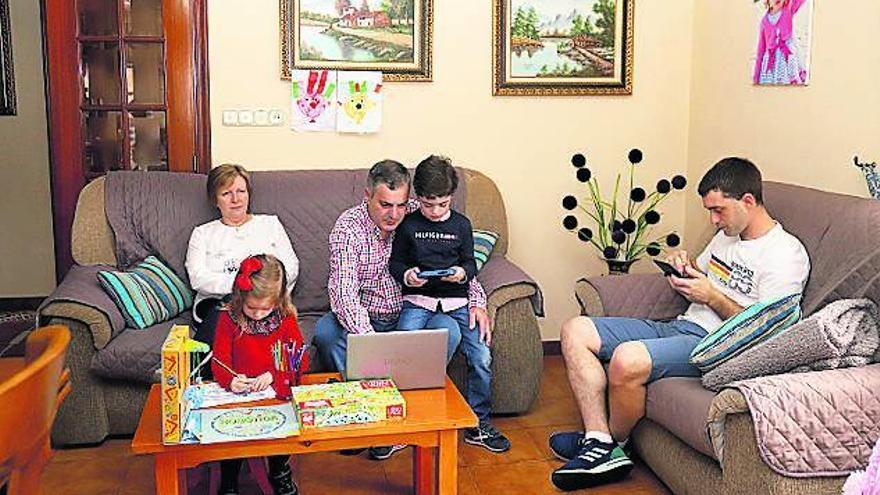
left=186, top=163, right=299, bottom=347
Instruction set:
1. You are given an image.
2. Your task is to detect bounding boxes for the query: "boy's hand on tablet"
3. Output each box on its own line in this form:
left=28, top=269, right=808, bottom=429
left=404, top=267, right=428, bottom=287
left=441, top=266, right=466, bottom=283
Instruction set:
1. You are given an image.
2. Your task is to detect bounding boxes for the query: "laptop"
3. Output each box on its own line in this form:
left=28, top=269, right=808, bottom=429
left=346, top=329, right=448, bottom=390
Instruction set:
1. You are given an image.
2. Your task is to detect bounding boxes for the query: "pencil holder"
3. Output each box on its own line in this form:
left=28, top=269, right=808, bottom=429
left=272, top=369, right=299, bottom=401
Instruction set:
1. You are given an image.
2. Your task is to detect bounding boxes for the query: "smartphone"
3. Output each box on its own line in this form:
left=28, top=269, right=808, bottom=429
left=416, top=268, right=457, bottom=279
left=653, top=259, right=685, bottom=278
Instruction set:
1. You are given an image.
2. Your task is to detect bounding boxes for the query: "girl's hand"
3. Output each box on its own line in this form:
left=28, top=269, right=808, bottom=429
left=405, top=268, right=427, bottom=287
left=230, top=375, right=253, bottom=394
left=252, top=371, right=274, bottom=392
left=441, top=266, right=466, bottom=283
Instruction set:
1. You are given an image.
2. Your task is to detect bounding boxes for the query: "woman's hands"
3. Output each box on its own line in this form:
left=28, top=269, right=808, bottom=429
left=229, top=372, right=274, bottom=393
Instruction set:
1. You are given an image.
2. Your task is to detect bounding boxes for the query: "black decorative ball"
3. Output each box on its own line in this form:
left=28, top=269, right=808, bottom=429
left=562, top=195, right=578, bottom=210
left=672, top=175, right=687, bottom=190
left=630, top=187, right=646, bottom=202
left=563, top=215, right=578, bottom=230
left=611, top=230, right=626, bottom=244
left=603, top=246, right=618, bottom=259
left=657, top=179, right=671, bottom=194
left=571, top=153, right=587, bottom=168
left=577, top=228, right=593, bottom=241
left=666, top=233, right=681, bottom=247
left=646, top=243, right=662, bottom=256
left=611, top=220, right=622, bottom=232
left=628, top=148, right=643, bottom=164
left=576, top=168, right=592, bottom=182
left=622, top=219, right=636, bottom=234
left=644, top=210, right=660, bottom=224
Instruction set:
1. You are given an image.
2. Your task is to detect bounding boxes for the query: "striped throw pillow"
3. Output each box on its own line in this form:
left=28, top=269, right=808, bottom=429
left=97, top=256, right=194, bottom=329
left=473, top=230, right=499, bottom=272
left=689, top=293, right=802, bottom=372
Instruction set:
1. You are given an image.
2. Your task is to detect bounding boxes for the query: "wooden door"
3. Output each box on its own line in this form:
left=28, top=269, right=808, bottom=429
left=44, top=0, right=210, bottom=279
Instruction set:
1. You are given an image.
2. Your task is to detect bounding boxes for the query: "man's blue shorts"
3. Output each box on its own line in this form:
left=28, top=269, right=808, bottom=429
left=593, top=317, right=708, bottom=382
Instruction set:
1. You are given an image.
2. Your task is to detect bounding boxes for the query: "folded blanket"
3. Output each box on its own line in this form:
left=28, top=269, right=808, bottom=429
left=702, top=299, right=880, bottom=391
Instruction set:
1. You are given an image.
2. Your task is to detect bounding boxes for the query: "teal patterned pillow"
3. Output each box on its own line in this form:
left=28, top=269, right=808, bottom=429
left=97, top=256, right=194, bottom=329
left=689, top=293, right=802, bottom=372
left=473, top=230, right=499, bottom=272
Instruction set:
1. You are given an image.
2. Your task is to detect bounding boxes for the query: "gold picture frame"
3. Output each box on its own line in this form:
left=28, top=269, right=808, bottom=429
left=493, top=0, right=634, bottom=96
left=280, top=0, right=433, bottom=82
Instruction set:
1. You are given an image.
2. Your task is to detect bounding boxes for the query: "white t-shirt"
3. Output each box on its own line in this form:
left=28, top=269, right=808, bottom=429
left=680, top=223, right=810, bottom=333
left=185, top=214, right=300, bottom=319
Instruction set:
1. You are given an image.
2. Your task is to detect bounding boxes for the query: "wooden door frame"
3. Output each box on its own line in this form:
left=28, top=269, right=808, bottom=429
left=43, top=0, right=211, bottom=281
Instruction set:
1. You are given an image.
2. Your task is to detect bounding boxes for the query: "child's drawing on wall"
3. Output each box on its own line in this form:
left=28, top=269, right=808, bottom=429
left=753, top=0, right=813, bottom=86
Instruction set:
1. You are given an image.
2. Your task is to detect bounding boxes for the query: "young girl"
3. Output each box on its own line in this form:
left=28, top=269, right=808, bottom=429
left=211, top=254, right=307, bottom=495
left=753, top=0, right=809, bottom=85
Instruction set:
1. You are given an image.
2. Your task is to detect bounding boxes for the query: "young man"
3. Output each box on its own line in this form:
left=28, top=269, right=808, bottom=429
left=313, top=159, right=492, bottom=460
left=549, top=157, right=810, bottom=491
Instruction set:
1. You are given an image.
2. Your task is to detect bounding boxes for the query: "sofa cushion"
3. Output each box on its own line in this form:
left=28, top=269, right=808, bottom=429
left=689, top=293, right=802, bottom=372
left=473, top=229, right=498, bottom=272
left=91, top=314, right=193, bottom=382
left=645, top=377, right=717, bottom=459
left=97, top=256, right=194, bottom=329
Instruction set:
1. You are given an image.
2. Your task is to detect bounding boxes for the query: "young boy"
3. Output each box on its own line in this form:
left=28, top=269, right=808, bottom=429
left=389, top=155, right=510, bottom=453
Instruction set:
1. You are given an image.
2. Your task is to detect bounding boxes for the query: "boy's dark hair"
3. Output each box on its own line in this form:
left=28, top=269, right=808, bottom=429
left=697, top=157, right=764, bottom=204
left=368, top=159, right=410, bottom=192
left=413, top=155, right=458, bottom=198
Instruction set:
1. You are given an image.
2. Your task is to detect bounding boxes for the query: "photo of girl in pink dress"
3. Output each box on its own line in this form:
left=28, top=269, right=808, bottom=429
left=753, top=0, right=813, bottom=86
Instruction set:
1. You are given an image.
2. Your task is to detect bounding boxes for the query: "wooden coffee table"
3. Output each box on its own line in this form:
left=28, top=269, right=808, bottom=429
left=131, top=374, right=477, bottom=494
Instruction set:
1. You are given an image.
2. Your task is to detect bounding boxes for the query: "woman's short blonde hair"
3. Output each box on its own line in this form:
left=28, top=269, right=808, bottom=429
left=207, top=163, right=251, bottom=206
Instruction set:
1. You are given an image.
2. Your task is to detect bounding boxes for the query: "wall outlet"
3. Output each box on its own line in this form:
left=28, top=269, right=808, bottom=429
left=238, top=110, right=254, bottom=126
left=222, top=110, right=239, bottom=126
left=269, top=109, right=284, bottom=126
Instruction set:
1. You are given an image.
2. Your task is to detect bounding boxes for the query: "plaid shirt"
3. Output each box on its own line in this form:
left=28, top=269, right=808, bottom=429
left=328, top=201, right=487, bottom=334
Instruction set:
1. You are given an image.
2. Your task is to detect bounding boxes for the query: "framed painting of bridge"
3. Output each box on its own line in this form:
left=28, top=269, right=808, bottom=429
left=281, top=0, right=433, bottom=82
left=493, top=0, right=633, bottom=96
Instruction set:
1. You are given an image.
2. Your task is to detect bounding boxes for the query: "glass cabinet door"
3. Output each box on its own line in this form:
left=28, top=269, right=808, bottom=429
left=78, top=0, right=167, bottom=176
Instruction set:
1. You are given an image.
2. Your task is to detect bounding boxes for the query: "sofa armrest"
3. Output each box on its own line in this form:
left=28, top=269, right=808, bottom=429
left=574, top=273, right=689, bottom=319
left=477, top=256, right=544, bottom=318
left=38, top=264, right=126, bottom=350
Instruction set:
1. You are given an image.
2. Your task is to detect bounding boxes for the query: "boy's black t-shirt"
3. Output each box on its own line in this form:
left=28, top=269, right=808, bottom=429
left=389, top=210, right=477, bottom=299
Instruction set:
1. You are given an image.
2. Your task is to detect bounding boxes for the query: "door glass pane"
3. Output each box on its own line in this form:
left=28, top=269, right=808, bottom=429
left=84, top=111, right=123, bottom=175
left=125, top=0, right=163, bottom=36
left=125, top=43, right=165, bottom=104
left=82, top=42, right=121, bottom=105
left=129, top=111, right=168, bottom=171
left=79, top=0, right=119, bottom=36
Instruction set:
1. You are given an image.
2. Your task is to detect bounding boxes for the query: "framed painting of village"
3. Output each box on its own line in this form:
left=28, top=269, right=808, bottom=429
left=281, top=0, right=433, bottom=82
left=493, top=0, right=633, bottom=96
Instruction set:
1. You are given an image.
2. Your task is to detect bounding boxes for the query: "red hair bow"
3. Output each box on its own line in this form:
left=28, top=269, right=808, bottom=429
left=235, top=257, right=263, bottom=291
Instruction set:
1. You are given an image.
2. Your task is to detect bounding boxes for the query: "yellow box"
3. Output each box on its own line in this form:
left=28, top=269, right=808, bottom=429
left=161, top=325, right=192, bottom=444
left=291, top=379, right=406, bottom=429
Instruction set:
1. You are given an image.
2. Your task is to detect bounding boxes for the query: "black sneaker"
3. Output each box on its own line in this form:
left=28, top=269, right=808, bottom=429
left=368, top=444, right=407, bottom=460
left=464, top=422, right=511, bottom=453
left=339, top=448, right=366, bottom=456
left=549, top=431, right=584, bottom=461
left=550, top=438, right=634, bottom=491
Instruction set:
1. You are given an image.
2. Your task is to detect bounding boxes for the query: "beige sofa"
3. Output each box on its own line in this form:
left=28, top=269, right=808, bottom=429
left=40, top=168, right=544, bottom=446
left=575, top=182, right=880, bottom=494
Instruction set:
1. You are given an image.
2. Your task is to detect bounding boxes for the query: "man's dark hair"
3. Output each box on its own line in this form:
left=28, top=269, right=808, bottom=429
left=697, top=157, right=763, bottom=204
left=413, top=155, right=458, bottom=198
left=368, top=159, right=410, bottom=192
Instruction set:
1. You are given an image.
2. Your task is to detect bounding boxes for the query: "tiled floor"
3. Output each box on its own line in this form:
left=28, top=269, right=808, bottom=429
left=42, top=356, right=672, bottom=494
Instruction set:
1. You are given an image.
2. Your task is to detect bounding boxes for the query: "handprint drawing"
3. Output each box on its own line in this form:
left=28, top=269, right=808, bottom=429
left=293, top=70, right=336, bottom=124
left=342, top=80, right=382, bottom=125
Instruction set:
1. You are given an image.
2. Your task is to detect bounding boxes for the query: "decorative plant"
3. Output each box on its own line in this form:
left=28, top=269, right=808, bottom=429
left=561, top=149, right=687, bottom=273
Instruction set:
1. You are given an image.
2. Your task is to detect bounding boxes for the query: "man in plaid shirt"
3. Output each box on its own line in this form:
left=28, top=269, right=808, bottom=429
left=314, top=161, right=491, bottom=461
left=315, top=160, right=490, bottom=371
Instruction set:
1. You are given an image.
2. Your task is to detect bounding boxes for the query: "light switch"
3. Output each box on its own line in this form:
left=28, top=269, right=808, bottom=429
left=254, top=109, right=269, bottom=126
left=269, top=109, right=284, bottom=126
left=238, top=110, right=254, bottom=126
left=222, top=110, right=238, bottom=126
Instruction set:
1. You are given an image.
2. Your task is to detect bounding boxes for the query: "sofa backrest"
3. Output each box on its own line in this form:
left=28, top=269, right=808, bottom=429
left=70, top=168, right=509, bottom=314
left=762, top=181, right=880, bottom=315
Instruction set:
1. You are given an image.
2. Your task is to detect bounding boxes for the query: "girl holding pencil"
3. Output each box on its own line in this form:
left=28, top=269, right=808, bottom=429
left=212, top=254, right=307, bottom=495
